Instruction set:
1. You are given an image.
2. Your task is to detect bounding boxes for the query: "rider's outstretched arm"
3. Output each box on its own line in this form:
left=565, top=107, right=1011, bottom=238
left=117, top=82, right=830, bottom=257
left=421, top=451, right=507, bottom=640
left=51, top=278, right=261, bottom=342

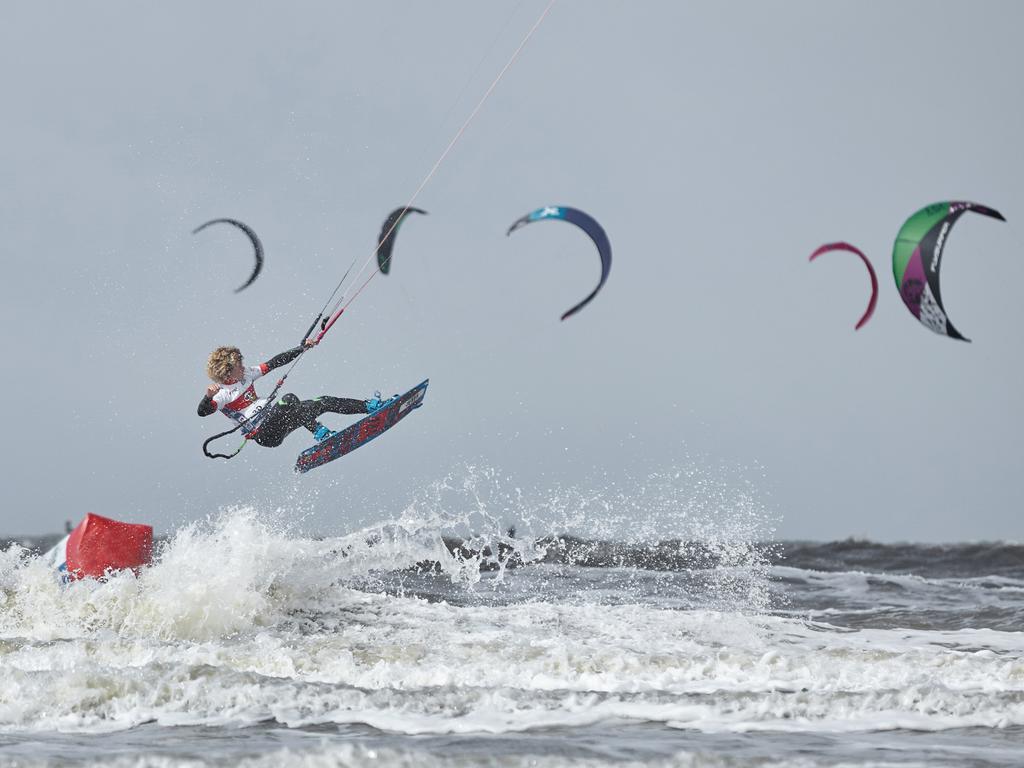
left=260, top=345, right=305, bottom=374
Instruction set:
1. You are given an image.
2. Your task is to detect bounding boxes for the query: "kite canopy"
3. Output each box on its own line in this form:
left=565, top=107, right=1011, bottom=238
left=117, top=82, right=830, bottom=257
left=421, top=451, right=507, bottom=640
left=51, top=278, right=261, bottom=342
left=193, top=218, right=265, bottom=293
left=377, top=207, right=427, bottom=275
left=892, top=201, right=1005, bottom=341
left=506, top=206, right=612, bottom=320
left=809, top=242, right=878, bottom=330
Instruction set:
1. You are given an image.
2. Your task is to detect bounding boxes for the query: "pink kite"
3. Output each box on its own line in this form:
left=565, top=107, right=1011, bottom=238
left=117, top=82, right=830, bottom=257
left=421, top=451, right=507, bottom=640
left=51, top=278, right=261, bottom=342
left=809, top=242, right=878, bottom=330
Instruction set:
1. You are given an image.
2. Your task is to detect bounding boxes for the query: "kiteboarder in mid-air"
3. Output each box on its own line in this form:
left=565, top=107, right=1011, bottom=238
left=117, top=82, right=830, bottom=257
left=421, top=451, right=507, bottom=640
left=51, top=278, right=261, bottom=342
left=198, top=342, right=383, bottom=446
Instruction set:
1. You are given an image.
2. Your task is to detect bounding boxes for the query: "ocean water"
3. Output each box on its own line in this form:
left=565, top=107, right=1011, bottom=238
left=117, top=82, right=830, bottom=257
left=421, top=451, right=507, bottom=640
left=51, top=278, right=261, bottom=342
left=1, top=471, right=1022, bottom=767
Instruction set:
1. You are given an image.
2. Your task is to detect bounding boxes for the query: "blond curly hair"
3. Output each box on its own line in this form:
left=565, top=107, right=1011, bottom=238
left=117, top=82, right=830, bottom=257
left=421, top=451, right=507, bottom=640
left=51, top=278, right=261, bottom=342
left=206, top=346, right=243, bottom=384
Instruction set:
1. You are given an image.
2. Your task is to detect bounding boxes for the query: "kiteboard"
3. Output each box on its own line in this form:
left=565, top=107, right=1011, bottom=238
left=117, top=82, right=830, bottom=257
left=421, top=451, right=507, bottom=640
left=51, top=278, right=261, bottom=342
left=294, top=379, right=428, bottom=473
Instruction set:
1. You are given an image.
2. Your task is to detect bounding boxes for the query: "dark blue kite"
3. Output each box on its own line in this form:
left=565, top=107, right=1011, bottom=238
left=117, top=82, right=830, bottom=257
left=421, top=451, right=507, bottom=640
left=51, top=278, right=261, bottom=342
left=506, top=206, right=612, bottom=320
left=193, top=218, right=264, bottom=293
left=377, top=206, right=427, bottom=275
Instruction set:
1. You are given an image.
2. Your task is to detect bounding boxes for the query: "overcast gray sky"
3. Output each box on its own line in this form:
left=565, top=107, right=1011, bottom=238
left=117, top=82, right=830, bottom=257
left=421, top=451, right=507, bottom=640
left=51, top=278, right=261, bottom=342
left=1, top=1, right=1021, bottom=542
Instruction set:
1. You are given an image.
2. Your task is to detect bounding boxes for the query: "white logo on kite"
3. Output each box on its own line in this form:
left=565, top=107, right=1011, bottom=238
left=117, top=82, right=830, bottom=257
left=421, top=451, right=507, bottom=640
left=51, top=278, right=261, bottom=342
left=540, top=206, right=560, bottom=218
left=931, top=221, right=950, bottom=273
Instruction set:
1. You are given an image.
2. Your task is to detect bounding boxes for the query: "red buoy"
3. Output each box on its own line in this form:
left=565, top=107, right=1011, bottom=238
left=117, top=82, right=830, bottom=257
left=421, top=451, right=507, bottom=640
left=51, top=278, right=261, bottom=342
left=65, top=513, right=153, bottom=580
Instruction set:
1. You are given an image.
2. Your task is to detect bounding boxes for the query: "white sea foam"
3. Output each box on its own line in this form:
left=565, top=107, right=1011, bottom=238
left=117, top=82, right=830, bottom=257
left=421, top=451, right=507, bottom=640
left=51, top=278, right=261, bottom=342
left=1, top=534, right=1022, bottom=736
left=10, top=743, right=872, bottom=768
left=0, top=469, right=1019, bottom=740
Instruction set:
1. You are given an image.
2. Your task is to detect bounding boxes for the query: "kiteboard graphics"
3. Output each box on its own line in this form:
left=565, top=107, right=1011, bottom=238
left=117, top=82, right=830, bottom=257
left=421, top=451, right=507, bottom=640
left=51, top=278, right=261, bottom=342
left=295, top=379, right=429, bottom=473
left=892, top=201, right=1005, bottom=341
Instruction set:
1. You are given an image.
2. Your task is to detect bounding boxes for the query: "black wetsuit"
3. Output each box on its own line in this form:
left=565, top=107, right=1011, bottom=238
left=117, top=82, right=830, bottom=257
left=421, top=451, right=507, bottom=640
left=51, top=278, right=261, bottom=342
left=252, top=393, right=367, bottom=447
left=198, top=345, right=367, bottom=446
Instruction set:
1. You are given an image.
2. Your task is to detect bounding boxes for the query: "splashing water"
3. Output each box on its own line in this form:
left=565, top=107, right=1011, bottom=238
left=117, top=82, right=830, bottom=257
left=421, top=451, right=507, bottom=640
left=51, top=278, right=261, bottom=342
left=1, top=459, right=775, bottom=637
left=321, top=460, right=777, bottom=613
left=0, top=458, right=830, bottom=765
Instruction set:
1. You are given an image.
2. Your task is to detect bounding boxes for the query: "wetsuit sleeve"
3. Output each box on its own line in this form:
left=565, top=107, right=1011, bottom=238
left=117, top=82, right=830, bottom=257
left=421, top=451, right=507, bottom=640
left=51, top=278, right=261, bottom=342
left=262, top=345, right=304, bottom=373
left=198, top=394, right=217, bottom=416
